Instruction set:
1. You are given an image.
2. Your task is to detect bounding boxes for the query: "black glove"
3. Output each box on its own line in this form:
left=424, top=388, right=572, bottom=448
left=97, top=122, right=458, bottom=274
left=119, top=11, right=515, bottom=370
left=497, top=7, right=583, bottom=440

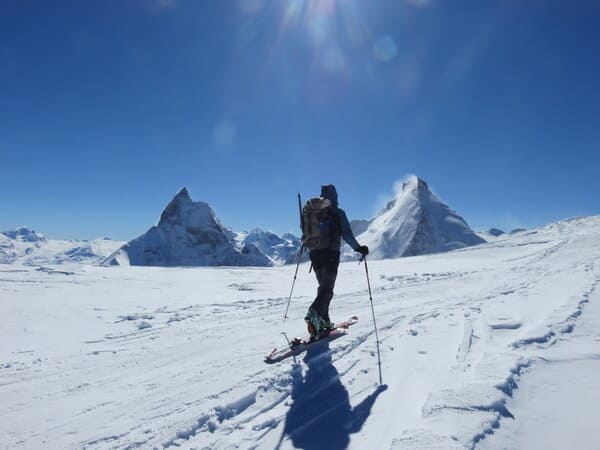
left=357, top=245, right=369, bottom=256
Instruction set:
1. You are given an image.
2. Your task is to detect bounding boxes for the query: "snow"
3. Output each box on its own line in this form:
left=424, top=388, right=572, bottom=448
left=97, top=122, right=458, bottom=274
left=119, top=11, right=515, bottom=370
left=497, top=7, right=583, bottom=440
left=478, top=238, right=600, bottom=450
left=1, top=215, right=599, bottom=449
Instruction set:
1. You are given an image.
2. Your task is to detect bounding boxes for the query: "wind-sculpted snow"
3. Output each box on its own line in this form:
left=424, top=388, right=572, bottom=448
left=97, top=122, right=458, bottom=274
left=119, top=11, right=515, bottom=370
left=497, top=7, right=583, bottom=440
left=1, top=215, right=600, bottom=449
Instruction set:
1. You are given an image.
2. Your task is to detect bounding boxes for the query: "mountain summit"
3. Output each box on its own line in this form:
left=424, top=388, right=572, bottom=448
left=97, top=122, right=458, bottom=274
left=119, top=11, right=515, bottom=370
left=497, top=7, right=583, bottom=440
left=103, top=188, right=271, bottom=267
left=354, top=176, right=485, bottom=259
left=1, top=226, right=46, bottom=243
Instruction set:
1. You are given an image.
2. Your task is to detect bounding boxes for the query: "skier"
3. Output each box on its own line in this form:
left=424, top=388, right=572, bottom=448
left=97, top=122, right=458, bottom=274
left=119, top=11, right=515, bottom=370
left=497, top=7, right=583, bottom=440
left=304, top=184, right=369, bottom=338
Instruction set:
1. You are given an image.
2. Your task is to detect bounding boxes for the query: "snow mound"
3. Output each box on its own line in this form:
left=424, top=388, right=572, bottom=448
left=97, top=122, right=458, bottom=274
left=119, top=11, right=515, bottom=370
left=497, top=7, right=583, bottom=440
left=103, top=188, right=272, bottom=267
left=351, top=176, right=485, bottom=260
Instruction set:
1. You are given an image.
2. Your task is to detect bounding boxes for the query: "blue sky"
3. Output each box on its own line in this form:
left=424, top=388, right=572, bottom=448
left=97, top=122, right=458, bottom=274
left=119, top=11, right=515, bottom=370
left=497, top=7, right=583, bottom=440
left=1, top=0, right=599, bottom=240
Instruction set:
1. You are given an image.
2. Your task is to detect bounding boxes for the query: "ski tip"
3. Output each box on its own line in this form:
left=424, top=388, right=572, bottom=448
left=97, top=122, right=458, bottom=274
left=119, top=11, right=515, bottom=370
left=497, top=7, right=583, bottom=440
left=264, top=348, right=277, bottom=363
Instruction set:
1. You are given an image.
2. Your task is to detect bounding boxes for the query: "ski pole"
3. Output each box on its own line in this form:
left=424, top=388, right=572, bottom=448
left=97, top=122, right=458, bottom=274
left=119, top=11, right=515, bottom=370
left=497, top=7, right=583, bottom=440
left=284, top=245, right=304, bottom=320
left=361, top=255, right=383, bottom=385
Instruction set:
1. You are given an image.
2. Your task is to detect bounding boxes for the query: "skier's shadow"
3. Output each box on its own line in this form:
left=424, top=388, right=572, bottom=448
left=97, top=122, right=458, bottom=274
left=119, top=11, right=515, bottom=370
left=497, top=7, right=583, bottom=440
left=280, top=341, right=387, bottom=450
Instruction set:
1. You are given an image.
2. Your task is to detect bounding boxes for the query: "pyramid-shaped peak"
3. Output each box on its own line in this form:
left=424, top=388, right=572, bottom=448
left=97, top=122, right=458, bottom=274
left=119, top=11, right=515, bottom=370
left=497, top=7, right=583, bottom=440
left=103, top=187, right=272, bottom=267
left=173, top=187, right=191, bottom=202
left=353, top=176, right=484, bottom=260
left=402, top=176, right=429, bottom=193
left=159, top=187, right=213, bottom=226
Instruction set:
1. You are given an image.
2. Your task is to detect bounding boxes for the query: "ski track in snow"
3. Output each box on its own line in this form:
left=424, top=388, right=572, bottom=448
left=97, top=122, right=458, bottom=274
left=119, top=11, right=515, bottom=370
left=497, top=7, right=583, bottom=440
left=0, top=216, right=599, bottom=449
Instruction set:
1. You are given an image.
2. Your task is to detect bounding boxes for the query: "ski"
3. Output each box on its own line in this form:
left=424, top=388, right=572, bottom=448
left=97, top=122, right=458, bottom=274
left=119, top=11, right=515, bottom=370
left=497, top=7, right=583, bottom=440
left=264, top=316, right=358, bottom=364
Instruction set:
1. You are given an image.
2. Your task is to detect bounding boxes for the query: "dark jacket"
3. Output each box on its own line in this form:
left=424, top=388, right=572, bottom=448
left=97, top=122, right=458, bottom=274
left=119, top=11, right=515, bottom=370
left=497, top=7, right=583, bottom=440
left=320, top=184, right=361, bottom=252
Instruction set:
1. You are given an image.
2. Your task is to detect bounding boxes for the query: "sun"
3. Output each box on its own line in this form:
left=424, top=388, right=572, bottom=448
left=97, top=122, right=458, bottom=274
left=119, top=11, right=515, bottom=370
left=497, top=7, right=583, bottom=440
left=279, top=0, right=369, bottom=48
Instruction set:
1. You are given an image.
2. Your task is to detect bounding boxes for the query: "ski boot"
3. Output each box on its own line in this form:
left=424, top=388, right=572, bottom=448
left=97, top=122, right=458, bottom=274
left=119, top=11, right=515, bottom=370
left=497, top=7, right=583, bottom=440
left=304, top=308, right=329, bottom=340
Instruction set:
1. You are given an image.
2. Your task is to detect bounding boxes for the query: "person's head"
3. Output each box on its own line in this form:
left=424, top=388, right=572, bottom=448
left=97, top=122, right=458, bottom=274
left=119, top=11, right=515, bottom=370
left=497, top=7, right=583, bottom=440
left=321, top=184, right=338, bottom=207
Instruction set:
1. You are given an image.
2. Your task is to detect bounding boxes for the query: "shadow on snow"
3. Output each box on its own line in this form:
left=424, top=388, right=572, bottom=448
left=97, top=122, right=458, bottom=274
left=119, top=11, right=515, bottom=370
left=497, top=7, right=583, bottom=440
left=279, top=341, right=387, bottom=450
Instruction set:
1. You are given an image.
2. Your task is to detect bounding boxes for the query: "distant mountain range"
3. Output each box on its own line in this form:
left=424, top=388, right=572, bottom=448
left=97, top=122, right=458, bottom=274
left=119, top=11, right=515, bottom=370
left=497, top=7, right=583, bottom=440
left=232, top=228, right=300, bottom=265
left=0, top=226, right=123, bottom=265
left=3, top=176, right=515, bottom=268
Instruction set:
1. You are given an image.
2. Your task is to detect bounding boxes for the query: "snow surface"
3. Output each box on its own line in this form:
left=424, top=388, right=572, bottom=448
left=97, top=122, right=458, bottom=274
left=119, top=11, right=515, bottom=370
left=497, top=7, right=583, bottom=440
left=1, top=215, right=599, bottom=449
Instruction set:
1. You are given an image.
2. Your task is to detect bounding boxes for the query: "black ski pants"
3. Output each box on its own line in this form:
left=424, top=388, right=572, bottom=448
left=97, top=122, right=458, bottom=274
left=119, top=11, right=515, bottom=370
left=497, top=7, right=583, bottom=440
left=308, top=249, right=340, bottom=322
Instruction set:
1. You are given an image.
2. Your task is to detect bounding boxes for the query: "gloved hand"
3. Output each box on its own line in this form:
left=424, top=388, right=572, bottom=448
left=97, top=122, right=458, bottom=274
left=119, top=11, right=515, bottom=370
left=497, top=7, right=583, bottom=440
left=357, top=245, right=369, bottom=256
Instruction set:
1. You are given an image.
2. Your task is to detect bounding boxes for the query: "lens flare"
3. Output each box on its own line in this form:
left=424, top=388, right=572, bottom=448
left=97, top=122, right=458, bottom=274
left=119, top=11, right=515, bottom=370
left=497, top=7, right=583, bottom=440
left=373, top=36, right=398, bottom=62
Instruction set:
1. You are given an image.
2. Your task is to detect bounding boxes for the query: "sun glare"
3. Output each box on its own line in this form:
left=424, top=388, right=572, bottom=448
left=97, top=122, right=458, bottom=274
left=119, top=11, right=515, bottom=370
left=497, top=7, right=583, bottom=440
left=280, top=0, right=364, bottom=47
left=237, top=0, right=403, bottom=104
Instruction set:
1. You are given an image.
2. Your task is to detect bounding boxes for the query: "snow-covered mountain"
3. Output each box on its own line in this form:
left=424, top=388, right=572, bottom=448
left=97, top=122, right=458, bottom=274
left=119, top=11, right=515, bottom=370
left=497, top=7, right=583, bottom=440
left=103, top=188, right=272, bottom=267
left=235, top=228, right=300, bottom=265
left=281, top=233, right=301, bottom=247
left=350, top=176, right=485, bottom=260
left=0, top=226, right=123, bottom=265
left=350, top=219, right=372, bottom=236
left=2, top=226, right=46, bottom=243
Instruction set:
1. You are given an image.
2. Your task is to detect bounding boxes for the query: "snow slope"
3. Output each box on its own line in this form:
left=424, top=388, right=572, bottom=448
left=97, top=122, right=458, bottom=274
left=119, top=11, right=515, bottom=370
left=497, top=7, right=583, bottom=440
left=353, top=177, right=485, bottom=260
left=103, top=188, right=271, bottom=267
left=0, top=227, right=123, bottom=266
left=1, top=215, right=599, bottom=449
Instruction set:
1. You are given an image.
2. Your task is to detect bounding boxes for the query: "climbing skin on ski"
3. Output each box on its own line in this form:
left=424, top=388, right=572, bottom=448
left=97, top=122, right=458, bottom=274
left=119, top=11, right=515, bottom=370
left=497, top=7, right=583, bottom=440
left=264, top=316, right=358, bottom=364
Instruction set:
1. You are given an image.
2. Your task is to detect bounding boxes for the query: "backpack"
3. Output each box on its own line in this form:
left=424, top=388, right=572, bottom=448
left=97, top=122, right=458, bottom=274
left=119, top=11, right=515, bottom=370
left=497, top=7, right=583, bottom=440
left=301, top=197, right=340, bottom=250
